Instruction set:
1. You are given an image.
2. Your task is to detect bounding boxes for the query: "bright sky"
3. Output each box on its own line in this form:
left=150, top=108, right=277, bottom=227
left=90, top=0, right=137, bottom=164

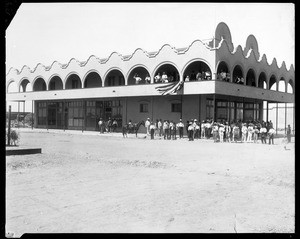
left=6, top=2, right=294, bottom=73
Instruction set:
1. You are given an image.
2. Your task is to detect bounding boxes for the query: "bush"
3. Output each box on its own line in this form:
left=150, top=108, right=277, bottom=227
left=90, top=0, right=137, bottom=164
left=6, top=129, right=20, bottom=146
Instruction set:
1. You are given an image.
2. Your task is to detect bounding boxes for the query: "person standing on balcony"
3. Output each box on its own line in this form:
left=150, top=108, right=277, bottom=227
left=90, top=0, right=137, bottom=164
left=145, top=74, right=151, bottom=84
left=154, top=73, right=161, bottom=83
left=196, top=71, right=202, bottom=81
left=162, top=72, right=168, bottom=83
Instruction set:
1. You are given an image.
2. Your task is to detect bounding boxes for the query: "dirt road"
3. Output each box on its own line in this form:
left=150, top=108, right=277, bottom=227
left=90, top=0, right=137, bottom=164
left=6, top=129, right=295, bottom=235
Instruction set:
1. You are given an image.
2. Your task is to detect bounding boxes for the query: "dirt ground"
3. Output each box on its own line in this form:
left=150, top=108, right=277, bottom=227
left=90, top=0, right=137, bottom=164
left=6, top=129, right=295, bottom=235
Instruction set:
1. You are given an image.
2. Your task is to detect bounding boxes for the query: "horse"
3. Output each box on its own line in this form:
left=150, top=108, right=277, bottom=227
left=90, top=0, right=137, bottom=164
left=122, top=120, right=145, bottom=138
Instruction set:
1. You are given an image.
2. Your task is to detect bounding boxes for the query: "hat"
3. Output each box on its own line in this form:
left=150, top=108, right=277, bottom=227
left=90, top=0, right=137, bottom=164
left=189, top=122, right=192, bottom=125
left=147, top=118, right=150, bottom=120
left=180, top=119, right=182, bottom=122
left=194, top=119, right=197, bottom=121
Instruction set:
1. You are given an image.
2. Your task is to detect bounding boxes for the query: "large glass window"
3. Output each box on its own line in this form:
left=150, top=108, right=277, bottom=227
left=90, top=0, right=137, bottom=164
left=236, top=102, right=243, bottom=121
left=216, top=101, right=227, bottom=121
left=206, top=99, right=214, bottom=120
left=68, top=101, right=84, bottom=128
left=37, top=102, right=47, bottom=125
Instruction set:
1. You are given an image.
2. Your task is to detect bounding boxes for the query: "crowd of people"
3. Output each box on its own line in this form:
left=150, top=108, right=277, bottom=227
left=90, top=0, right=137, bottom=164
left=143, top=118, right=292, bottom=144
left=98, top=118, right=118, bottom=133
left=97, top=116, right=292, bottom=145
left=184, top=70, right=212, bottom=82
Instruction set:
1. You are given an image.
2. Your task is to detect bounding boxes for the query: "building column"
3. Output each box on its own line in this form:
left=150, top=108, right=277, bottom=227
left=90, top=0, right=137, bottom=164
left=32, top=100, right=34, bottom=130
left=63, top=100, right=65, bottom=131
left=17, top=101, right=20, bottom=128
left=46, top=101, right=48, bottom=130
left=213, top=94, right=216, bottom=121
left=276, top=103, right=278, bottom=135
left=151, top=97, right=154, bottom=121
left=285, top=103, right=287, bottom=135
left=266, top=101, right=269, bottom=123
left=23, top=101, right=25, bottom=127
left=293, top=104, right=295, bottom=135
left=82, top=100, right=85, bottom=132
left=180, top=94, right=183, bottom=119
left=124, top=98, right=127, bottom=125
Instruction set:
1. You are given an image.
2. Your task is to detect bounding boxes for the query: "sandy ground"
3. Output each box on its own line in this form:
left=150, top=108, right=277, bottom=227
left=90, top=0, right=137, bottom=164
left=6, top=129, right=295, bottom=236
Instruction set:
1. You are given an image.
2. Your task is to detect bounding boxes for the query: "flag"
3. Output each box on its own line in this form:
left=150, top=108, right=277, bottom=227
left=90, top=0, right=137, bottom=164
left=155, top=80, right=184, bottom=96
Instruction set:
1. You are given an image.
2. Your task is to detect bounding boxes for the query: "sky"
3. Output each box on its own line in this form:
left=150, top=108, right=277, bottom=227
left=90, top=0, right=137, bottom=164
left=5, top=3, right=295, bottom=128
left=6, top=2, right=295, bottom=73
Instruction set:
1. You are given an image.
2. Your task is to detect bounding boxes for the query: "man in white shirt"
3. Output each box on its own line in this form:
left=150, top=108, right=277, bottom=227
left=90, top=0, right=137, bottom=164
left=145, top=74, right=151, bottom=84
left=241, top=123, right=248, bottom=143
left=176, top=119, right=184, bottom=139
left=161, top=72, right=168, bottom=83
left=268, top=127, right=276, bottom=145
left=154, top=73, right=161, bottom=83
left=145, top=118, right=151, bottom=136
left=260, top=125, right=267, bottom=144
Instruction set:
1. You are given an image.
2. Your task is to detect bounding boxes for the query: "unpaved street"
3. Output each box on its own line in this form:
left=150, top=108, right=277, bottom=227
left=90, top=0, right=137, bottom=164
left=6, top=129, right=294, bottom=235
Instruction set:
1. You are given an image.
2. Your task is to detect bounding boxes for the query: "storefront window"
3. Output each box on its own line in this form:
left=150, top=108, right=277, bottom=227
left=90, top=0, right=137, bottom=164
left=206, top=99, right=214, bottom=119
left=37, top=102, right=47, bottom=125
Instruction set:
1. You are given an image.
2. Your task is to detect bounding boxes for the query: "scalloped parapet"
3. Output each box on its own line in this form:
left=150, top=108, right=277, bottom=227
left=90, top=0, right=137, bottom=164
left=215, top=22, right=234, bottom=52
left=244, top=35, right=260, bottom=61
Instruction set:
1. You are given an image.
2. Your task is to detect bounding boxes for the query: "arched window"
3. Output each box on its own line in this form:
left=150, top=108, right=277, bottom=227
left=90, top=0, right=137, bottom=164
left=258, top=72, right=267, bottom=89
left=183, top=61, right=212, bottom=82
left=19, top=79, right=32, bottom=92
left=269, top=75, right=277, bottom=91
left=65, top=74, right=82, bottom=89
left=33, top=77, right=47, bottom=91
left=154, top=63, right=180, bottom=83
left=128, top=67, right=151, bottom=85
left=104, top=70, right=125, bottom=86
left=216, top=61, right=230, bottom=82
left=246, top=69, right=256, bottom=87
left=287, top=79, right=294, bottom=94
left=49, top=76, right=63, bottom=90
left=83, top=72, right=102, bottom=88
left=232, top=65, right=244, bottom=84
left=7, top=81, right=18, bottom=93
left=278, top=77, right=286, bottom=92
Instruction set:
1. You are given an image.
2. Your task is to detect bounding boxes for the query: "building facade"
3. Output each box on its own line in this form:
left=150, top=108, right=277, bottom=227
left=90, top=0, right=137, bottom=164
left=6, top=22, right=295, bottom=133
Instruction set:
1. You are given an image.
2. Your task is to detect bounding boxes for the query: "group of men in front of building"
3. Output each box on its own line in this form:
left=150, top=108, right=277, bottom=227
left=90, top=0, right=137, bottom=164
left=143, top=117, right=292, bottom=145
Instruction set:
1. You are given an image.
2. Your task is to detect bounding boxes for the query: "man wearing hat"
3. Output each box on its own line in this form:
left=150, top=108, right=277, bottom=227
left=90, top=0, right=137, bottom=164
left=176, top=119, right=184, bottom=139
left=247, top=123, right=254, bottom=143
left=287, top=124, right=291, bottom=143
left=241, top=123, right=248, bottom=143
left=193, top=119, right=200, bottom=140
left=188, top=121, right=194, bottom=141
left=145, top=118, right=151, bottom=136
